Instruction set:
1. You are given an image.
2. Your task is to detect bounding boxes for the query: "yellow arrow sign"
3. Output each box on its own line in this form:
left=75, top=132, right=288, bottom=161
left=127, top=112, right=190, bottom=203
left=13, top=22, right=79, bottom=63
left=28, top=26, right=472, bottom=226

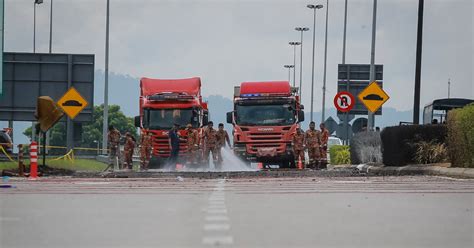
left=57, top=87, right=88, bottom=119
left=358, top=81, right=389, bottom=113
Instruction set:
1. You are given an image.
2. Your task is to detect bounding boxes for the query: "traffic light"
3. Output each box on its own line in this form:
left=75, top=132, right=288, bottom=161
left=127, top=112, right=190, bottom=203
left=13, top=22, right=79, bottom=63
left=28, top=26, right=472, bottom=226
left=35, top=96, right=64, bottom=132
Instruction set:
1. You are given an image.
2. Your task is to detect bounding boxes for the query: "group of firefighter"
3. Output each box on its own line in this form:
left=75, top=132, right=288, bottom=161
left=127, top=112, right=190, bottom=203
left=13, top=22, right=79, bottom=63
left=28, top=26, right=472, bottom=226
left=292, top=121, right=330, bottom=169
left=105, top=120, right=329, bottom=171
left=104, top=121, right=231, bottom=171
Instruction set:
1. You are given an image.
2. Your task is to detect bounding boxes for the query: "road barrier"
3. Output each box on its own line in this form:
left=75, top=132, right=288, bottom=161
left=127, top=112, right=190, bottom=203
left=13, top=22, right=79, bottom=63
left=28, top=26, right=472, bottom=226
left=29, top=142, right=38, bottom=180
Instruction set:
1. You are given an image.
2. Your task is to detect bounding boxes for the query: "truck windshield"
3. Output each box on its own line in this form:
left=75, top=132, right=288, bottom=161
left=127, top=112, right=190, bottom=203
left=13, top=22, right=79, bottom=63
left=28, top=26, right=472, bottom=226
left=145, top=109, right=198, bottom=129
left=235, top=103, right=296, bottom=126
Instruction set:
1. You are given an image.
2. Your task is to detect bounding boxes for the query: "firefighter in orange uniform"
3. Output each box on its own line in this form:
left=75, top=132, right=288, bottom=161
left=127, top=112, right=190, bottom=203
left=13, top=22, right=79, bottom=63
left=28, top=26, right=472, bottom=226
left=305, top=121, right=321, bottom=169
left=319, top=123, right=329, bottom=168
left=216, top=123, right=232, bottom=168
left=140, top=131, right=153, bottom=170
left=104, top=125, right=122, bottom=171
left=292, top=128, right=306, bottom=168
left=185, top=124, right=199, bottom=165
left=123, top=132, right=136, bottom=170
left=201, top=121, right=219, bottom=168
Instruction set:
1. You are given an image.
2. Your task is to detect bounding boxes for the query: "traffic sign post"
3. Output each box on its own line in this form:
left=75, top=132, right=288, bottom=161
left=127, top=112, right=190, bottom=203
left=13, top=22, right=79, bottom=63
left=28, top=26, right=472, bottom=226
left=57, top=87, right=89, bottom=119
left=358, top=81, right=389, bottom=113
left=334, top=91, right=355, bottom=112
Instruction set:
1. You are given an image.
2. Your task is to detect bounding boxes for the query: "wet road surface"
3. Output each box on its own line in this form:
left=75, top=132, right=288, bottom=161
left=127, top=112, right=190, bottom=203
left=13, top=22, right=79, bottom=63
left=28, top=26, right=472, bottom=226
left=1, top=176, right=473, bottom=248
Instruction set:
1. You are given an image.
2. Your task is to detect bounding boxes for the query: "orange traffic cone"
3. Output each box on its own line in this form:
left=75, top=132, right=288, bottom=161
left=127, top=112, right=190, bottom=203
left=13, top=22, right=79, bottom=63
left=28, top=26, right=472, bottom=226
left=257, top=162, right=263, bottom=170
left=298, top=159, right=303, bottom=170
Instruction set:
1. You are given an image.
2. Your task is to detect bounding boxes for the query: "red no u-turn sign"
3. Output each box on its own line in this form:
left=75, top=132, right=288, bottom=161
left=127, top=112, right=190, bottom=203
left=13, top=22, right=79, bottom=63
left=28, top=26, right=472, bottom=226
left=334, top=91, right=355, bottom=112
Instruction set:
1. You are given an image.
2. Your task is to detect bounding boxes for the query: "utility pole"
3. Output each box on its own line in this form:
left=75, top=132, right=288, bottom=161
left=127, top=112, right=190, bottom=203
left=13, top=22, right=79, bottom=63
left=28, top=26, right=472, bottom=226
left=321, top=0, right=329, bottom=122
left=367, top=0, right=377, bottom=130
left=289, top=42, right=301, bottom=88
left=49, top=0, right=53, bottom=53
left=342, top=0, right=349, bottom=144
left=295, top=27, right=309, bottom=97
left=448, top=78, right=451, bottom=98
left=413, top=0, right=424, bottom=124
left=102, top=0, right=110, bottom=154
left=284, top=65, right=294, bottom=82
left=307, top=4, right=323, bottom=122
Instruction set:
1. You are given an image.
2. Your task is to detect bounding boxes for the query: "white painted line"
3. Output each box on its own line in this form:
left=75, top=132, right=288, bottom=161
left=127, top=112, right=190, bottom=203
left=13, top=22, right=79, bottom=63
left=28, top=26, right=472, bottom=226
left=202, top=236, right=233, bottom=245
left=204, top=223, right=230, bottom=231
left=0, top=217, right=21, bottom=222
left=205, top=216, right=229, bottom=222
left=207, top=209, right=227, bottom=214
left=208, top=203, right=226, bottom=207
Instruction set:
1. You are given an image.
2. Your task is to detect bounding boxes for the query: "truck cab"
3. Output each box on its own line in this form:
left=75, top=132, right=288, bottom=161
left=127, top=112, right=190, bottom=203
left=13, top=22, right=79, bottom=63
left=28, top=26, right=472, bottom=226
left=136, top=77, right=209, bottom=167
left=227, top=81, right=304, bottom=168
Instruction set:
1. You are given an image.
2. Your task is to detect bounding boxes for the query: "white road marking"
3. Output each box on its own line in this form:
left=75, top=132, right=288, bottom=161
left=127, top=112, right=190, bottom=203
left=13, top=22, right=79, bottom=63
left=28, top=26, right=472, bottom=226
left=204, top=223, right=231, bottom=231
left=0, top=217, right=21, bottom=222
left=205, top=216, right=229, bottom=222
left=207, top=209, right=227, bottom=214
left=202, top=236, right=234, bottom=245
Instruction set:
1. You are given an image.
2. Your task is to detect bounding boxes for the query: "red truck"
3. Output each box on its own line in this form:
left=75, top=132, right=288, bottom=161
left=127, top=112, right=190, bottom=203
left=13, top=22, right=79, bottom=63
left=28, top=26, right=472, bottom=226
left=135, top=77, right=209, bottom=168
left=226, top=81, right=305, bottom=168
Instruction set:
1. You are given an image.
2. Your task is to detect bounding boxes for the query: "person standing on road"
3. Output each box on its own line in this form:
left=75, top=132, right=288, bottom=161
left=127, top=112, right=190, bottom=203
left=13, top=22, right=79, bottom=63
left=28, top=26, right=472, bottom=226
left=139, top=131, right=153, bottom=170
left=305, top=121, right=322, bottom=169
left=292, top=128, right=306, bottom=168
left=104, top=125, right=122, bottom=171
left=185, top=124, right=199, bottom=165
left=201, top=121, right=219, bottom=168
left=168, top=124, right=182, bottom=169
left=123, top=132, right=136, bottom=170
left=216, top=123, right=232, bottom=167
left=319, top=123, right=329, bottom=168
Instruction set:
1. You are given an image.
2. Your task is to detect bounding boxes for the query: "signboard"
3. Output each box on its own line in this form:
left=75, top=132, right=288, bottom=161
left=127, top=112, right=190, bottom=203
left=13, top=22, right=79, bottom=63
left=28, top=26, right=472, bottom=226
left=0, top=53, right=94, bottom=121
left=334, top=91, right=355, bottom=112
left=324, top=116, right=338, bottom=135
left=57, top=87, right=88, bottom=119
left=0, top=0, right=4, bottom=95
left=337, top=64, right=383, bottom=115
left=358, top=81, right=389, bottom=113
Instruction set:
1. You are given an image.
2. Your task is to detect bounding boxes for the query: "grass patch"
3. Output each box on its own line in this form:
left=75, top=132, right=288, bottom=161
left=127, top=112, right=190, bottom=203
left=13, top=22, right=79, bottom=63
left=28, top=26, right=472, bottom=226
left=0, top=159, right=107, bottom=172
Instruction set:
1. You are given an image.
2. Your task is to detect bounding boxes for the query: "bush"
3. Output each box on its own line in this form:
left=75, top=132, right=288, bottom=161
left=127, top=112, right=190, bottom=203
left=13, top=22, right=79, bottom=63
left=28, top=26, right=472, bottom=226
left=330, top=145, right=351, bottom=165
left=447, top=104, right=474, bottom=168
left=380, top=124, right=447, bottom=166
left=414, top=141, right=448, bottom=164
left=350, top=131, right=382, bottom=164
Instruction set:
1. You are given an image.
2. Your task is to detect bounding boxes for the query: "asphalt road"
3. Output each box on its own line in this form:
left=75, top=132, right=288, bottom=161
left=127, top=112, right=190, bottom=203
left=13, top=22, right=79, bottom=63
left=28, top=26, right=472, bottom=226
left=1, top=176, right=473, bottom=248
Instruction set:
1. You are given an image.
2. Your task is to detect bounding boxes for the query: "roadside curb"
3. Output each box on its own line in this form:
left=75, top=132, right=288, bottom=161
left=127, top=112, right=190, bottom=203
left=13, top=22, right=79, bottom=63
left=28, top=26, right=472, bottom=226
left=356, top=164, right=474, bottom=179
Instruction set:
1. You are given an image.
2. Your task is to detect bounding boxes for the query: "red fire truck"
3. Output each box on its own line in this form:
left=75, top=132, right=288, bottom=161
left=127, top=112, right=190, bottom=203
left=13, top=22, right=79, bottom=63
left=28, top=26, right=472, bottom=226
left=135, top=77, right=209, bottom=167
left=226, top=81, right=304, bottom=168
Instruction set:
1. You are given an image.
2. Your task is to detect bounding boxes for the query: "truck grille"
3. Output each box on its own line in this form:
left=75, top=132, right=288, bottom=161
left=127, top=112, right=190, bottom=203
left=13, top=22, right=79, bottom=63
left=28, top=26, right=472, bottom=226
left=248, top=132, right=283, bottom=141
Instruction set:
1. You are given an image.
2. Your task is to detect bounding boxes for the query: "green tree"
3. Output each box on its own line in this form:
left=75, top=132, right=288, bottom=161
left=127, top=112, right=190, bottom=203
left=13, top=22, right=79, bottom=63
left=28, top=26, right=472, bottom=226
left=24, top=104, right=137, bottom=148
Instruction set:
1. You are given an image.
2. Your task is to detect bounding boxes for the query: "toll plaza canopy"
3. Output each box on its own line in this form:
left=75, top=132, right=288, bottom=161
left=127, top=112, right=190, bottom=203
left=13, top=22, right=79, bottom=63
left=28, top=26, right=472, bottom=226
left=240, top=81, right=291, bottom=95
left=140, top=77, right=201, bottom=96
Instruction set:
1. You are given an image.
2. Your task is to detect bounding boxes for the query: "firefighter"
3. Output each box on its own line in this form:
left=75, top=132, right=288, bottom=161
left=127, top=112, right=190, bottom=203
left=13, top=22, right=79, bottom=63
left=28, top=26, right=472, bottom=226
left=185, top=124, right=199, bottom=165
left=201, top=121, right=218, bottom=168
left=292, top=128, right=306, bottom=168
left=319, top=123, right=329, bottom=168
left=139, top=131, right=153, bottom=170
left=305, top=121, right=321, bottom=169
left=168, top=123, right=182, bottom=169
left=123, top=132, right=136, bottom=170
left=104, top=125, right=122, bottom=171
left=216, top=123, right=232, bottom=168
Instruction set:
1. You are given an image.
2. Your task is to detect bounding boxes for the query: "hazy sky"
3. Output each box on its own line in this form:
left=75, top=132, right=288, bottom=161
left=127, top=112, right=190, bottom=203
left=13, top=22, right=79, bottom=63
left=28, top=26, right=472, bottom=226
left=4, top=0, right=473, bottom=112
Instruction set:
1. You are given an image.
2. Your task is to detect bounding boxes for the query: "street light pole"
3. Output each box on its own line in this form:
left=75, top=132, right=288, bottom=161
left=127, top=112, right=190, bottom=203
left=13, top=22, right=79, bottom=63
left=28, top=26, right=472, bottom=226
left=295, top=27, right=309, bottom=97
left=307, top=4, right=323, bottom=122
left=102, top=0, right=110, bottom=154
left=284, top=65, right=294, bottom=82
left=368, top=0, right=378, bottom=130
left=33, top=0, right=43, bottom=53
left=288, top=41, right=301, bottom=88
left=49, top=0, right=53, bottom=53
left=321, top=0, right=329, bottom=122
